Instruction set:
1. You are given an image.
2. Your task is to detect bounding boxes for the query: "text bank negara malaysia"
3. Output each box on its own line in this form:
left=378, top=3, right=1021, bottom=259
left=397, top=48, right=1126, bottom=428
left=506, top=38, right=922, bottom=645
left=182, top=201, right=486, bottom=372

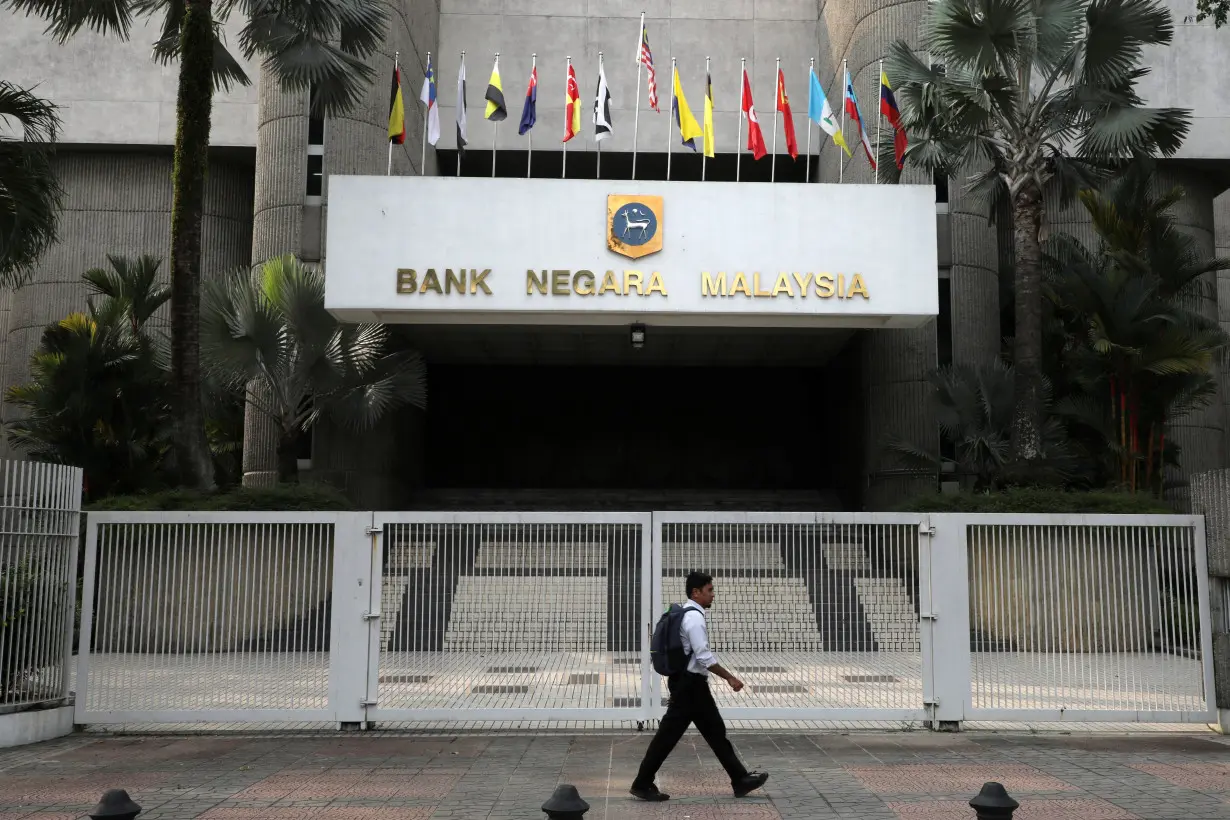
left=4, top=0, right=1225, bottom=510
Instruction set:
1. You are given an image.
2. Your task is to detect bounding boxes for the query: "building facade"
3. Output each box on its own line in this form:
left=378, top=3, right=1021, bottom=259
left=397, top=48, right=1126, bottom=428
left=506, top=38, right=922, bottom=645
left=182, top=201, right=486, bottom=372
left=1, top=0, right=1228, bottom=510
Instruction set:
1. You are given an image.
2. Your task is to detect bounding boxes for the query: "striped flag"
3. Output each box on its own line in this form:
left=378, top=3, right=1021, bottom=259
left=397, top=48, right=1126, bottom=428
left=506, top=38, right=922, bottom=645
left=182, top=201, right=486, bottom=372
left=672, top=67, right=703, bottom=151
left=419, top=55, right=440, bottom=146
left=388, top=62, right=406, bottom=144
left=484, top=57, right=507, bottom=121
left=456, top=58, right=468, bottom=156
left=843, top=67, right=875, bottom=170
left=563, top=62, right=581, bottom=142
left=880, top=69, right=907, bottom=169
left=637, top=21, right=659, bottom=111
left=594, top=61, right=613, bottom=141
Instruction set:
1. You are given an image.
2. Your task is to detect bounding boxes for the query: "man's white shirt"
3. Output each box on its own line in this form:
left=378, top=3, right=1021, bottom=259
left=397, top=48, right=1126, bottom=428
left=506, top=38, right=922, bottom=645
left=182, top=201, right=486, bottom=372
left=680, top=600, right=718, bottom=675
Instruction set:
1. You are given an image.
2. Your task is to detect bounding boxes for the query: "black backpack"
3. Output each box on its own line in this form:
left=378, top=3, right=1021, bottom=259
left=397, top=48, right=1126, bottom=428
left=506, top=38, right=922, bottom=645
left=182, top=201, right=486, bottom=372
left=650, top=603, right=703, bottom=676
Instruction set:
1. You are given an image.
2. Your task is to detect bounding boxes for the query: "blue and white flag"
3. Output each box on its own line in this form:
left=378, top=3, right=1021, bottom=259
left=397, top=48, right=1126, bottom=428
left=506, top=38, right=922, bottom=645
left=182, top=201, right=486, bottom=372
left=420, top=55, right=440, bottom=146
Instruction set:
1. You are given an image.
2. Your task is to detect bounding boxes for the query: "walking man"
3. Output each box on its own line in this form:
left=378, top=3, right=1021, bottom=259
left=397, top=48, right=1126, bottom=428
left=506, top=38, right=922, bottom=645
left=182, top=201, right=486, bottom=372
left=630, top=571, right=769, bottom=801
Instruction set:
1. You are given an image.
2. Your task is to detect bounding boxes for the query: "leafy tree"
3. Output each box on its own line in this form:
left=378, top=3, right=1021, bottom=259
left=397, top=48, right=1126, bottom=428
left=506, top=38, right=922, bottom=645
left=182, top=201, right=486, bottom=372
left=887, top=360, right=1078, bottom=492
left=886, top=0, right=1191, bottom=466
left=201, top=255, right=427, bottom=483
left=1044, top=164, right=1229, bottom=494
left=1196, top=0, right=1227, bottom=25
left=4, top=256, right=172, bottom=498
left=4, top=0, right=390, bottom=491
left=0, top=81, right=64, bottom=287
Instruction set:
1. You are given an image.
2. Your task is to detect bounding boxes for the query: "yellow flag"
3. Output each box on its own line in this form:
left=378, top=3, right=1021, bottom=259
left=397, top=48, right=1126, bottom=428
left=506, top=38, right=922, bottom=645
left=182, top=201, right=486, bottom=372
left=672, top=68, right=704, bottom=151
left=484, top=59, right=507, bottom=121
left=702, top=72, right=715, bottom=158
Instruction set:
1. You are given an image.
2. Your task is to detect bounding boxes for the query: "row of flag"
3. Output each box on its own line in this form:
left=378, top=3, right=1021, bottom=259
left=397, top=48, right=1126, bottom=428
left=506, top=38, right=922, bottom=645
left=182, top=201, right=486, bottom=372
left=388, top=28, right=908, bottom=173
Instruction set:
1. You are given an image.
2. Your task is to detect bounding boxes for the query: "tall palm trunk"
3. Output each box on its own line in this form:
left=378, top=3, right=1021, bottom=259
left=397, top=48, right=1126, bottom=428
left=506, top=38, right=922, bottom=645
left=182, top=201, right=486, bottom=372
left=169, top=0, right=217, bottom=490
left=1011, top=185, right=1045, bottom=461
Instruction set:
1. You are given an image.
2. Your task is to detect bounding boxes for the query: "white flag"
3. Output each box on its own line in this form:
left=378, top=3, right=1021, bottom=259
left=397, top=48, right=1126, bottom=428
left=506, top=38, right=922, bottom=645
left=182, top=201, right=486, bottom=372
left=456, top=58, right=468, bottom=156
left=594, top=61, right=613, bottom=141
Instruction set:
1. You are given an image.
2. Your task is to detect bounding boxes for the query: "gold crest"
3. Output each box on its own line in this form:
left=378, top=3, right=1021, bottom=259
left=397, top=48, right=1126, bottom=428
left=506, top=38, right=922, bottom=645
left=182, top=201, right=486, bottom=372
left=607, top=195, right=664, bottom=259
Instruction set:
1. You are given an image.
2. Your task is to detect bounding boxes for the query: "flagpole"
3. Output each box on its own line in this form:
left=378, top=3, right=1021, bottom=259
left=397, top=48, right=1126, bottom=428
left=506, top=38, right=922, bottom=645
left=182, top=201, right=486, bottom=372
left=771, top=57, right=780, bottom=183
left=527, top=53, right=536, bottom=179
left=839, top=58, right=847, bottom=183
left=875, top=58, right=882, bottom=184
left=702, top=55, right=710, bottom=182
left=420, top=51, right=431, bottom=175
left=805, top=57, right=814, bottom=184
left=457, top=51, right=464, bottom=177
left=666, top=57, right=676, bottom=181
left=632, top=11, right=644, bottom=180
left=389, top=51, right=398, bottom=176
left=736, top=57, right=745, bottom=183
left=491, top=52, right=499, bottom=178
left=596, top=51, right=603, bottom=180
left=563, top=55, right=570, bottom=180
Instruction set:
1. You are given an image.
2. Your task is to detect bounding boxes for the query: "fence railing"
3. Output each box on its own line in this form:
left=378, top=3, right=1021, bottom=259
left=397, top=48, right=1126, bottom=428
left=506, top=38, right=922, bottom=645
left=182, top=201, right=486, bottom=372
left=73, top=510, right=1216, bottom=726
left=0, top=460, right=83, bottom=712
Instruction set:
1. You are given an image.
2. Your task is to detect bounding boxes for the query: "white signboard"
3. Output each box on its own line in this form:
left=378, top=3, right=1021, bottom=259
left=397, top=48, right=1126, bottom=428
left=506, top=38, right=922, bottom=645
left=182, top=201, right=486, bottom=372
left=325, top=176, right=938, bottom=328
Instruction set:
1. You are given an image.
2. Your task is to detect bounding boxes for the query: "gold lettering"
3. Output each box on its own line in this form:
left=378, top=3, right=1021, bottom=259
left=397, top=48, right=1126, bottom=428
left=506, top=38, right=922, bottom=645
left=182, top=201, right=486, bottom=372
left=396, top=268, right=417, bottom=294
left=731, top=272, right=751, bottom=297
left=552, top=269, right=571, bottom=295
left=624, top=271, right=644, bottom=296
left=471, top=268, right=492, bottom=294
left=837, top=274, right=846, bottom=299
left=702, top=272, right=726, bottom=297
left=772, top=273, right=794, bottom=297
left=816, top=273, right=836, bottom=298
left=421, top=268, right=443, bottom=294
left=599, top=270, right=621, bottom=295
left=445, top=269, right=465, bottom=294
left=847, top=273, right=869, bottom=299
left=575, top=270, right=595, bottom=296
left=793, top=272, right=813, bottom=296
left=527, top=269, right=549, bottom=295
left=753, top=272, right=771, bottom=297
left=646, top=272, right=667, bottom=296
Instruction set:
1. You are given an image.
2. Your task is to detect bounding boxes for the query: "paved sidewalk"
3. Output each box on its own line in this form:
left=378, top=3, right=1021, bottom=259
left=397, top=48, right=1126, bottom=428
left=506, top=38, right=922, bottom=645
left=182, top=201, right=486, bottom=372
left=1, top=732, right=1228, bottom=820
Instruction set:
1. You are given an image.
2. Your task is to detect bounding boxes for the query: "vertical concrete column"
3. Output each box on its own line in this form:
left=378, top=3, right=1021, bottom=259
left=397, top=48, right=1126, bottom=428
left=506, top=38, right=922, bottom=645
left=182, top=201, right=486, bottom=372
left=1215, top=192, right=1230, bottom=469
left=243, top=72, right=308, bottom=487
left=1187, top=469, right=1230, bottom=732
left=947, top=180, right=1000, bottom=366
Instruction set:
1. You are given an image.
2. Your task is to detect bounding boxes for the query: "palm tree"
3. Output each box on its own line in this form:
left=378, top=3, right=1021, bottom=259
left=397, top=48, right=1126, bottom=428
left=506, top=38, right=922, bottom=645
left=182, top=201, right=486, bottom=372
left=885, top=0, right=1191, bottom=465
left=1197, top=0, right=1227, bottom=25
left=4, top=0, right=390, bottom=491
left=201, top=255, right=427, bottom=483
left=0, top=81, right=64, bottom=287
left=1044, top=164, right=1230, bottom=493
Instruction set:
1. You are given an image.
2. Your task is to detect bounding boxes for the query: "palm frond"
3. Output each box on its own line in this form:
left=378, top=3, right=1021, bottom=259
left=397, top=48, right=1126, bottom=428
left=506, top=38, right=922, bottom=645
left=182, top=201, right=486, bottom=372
left=2, top=0, right=134, bottom=41
left=0, top=82, right=64, bottom=288
left=1080, top=105, right=1191, bottom=159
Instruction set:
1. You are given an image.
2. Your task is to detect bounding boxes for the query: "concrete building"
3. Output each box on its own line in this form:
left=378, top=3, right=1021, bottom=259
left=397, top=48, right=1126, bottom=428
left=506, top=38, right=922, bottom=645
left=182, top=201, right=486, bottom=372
left=1, top=0, right=1228, bottom=510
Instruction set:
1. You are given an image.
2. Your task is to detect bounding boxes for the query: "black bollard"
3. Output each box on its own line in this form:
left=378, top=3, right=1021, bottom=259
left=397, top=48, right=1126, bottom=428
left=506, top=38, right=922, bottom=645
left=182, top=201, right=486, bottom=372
left=969, top=782, right=1017, bottom=819
left=542, top=784, right=590, bottom=820
left=89, top=789, right=142, bottom=820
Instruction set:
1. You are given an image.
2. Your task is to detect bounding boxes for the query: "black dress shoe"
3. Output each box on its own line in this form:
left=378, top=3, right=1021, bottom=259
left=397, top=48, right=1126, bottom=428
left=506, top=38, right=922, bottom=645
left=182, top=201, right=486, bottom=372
left=733, top=772, right=769, bottom=797
left=629, top=784, right=670, bottom=801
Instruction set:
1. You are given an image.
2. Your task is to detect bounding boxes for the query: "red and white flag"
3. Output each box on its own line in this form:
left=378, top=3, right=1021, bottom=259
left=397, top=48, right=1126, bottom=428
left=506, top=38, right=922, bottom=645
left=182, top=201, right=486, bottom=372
left=741, top=68, right=768, bottom=160
left=637, top=19, right=659, bottom=111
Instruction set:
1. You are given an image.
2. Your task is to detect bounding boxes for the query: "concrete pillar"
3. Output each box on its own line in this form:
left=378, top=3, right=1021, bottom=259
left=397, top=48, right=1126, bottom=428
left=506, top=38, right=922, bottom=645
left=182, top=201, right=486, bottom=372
left=1216, top=191, right=1230, bottom=470
left=948, top=178, right=1000, bottom=367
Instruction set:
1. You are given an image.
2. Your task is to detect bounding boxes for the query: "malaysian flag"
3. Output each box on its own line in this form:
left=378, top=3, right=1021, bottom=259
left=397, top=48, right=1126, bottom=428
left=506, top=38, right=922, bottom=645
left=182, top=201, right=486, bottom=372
left=637, top=20, right=659, bottom=111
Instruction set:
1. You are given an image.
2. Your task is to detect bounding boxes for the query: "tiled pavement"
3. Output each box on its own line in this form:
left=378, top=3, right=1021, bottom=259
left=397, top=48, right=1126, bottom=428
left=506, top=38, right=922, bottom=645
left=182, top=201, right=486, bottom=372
left=1, top=732, right=1228, bottom=820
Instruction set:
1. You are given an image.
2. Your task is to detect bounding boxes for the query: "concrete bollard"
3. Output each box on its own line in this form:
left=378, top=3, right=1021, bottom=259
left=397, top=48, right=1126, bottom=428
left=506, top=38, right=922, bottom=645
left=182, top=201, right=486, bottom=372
left=89, top=789, right=142, bottom=820
left=542, top=784, right=590, bottom=820
left=969, top=782, right=1017, bottom=819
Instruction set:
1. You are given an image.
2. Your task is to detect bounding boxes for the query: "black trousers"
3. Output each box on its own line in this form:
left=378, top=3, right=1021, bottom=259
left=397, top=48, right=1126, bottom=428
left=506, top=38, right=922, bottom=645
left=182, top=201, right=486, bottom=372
left=633, top=672, right=748, bottom=787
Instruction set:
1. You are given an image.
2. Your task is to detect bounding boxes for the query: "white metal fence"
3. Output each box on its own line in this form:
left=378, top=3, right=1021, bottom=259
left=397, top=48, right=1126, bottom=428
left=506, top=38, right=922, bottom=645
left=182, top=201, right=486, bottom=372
left=73, top=511, right=1216, bottom=727
left=0, top=460, right=83, bottom=712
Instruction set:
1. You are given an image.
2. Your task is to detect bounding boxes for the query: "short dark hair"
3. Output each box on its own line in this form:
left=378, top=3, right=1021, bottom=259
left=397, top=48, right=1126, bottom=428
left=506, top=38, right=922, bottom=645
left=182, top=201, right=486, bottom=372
left=685, top=571, right=713, bottom=600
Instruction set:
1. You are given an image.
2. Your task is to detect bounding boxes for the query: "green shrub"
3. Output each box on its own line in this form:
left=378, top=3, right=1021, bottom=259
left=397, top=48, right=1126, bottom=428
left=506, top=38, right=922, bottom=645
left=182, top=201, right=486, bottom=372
left=894, top=487, right=1175, bottom=514
left=1, top=561, right=69, bottom=701
left=86, top=483, right=354, bottom=512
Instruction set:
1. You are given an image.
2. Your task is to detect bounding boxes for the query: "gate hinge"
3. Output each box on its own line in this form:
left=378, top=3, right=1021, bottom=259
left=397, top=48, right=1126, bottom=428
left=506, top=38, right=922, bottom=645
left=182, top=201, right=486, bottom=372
left=365, top=526, right=382, bottom=536
left=920, top=612, right=938, bottom=621
left=918, top=523, right=936, bottom=536
left=360, top=699, right=377, bottom=707
left=362, top=611, right=381, bottom=621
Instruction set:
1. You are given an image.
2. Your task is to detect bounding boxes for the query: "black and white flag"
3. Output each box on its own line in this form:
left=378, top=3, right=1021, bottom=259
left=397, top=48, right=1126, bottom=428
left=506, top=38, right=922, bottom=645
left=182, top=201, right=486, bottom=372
left=456, top=57, right=468, bottom=155
left=594, top=61, right=613, bottom=142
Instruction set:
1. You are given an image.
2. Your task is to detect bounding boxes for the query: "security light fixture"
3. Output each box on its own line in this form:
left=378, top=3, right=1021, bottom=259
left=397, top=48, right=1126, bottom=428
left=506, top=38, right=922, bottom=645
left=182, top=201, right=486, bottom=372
left=630, top=323, right=646, bottom=349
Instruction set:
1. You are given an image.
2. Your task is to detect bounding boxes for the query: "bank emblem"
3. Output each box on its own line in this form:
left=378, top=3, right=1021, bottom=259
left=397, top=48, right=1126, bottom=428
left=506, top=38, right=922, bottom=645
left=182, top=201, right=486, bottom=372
left=607, top=195, right=663, bottom=259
